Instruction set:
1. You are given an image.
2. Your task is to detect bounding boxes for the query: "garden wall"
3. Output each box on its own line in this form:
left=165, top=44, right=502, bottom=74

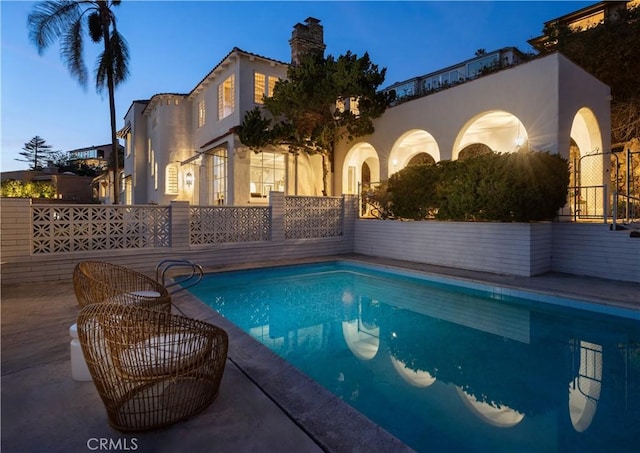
left=354, top=220, right=639, bottom=282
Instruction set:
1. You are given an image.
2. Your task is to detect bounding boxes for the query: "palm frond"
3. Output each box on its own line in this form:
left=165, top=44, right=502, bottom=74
left=109, top=29, right=130, bottom=85
left=27, top=1, right=82, bottom=53
left=61, top=15, right=88, bottom=86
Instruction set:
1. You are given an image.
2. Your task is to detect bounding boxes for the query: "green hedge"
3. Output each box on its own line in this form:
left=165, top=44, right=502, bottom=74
left=381, top=150, right=568, bottom=222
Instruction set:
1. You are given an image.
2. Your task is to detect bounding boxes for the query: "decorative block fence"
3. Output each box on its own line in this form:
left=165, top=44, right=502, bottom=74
left=1, top=194, right=638, bottom=284
left=0, top=194, right=354, bottom=285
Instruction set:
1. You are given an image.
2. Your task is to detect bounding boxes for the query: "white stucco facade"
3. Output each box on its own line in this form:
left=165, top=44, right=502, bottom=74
left=120, top=48, right=325, bottom=206
left=119, top=38, right=610, bottom=211
left=335, top=53, right=611, bottom=199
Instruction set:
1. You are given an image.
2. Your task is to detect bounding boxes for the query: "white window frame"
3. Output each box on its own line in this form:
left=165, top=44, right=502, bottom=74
left=165, top=164, right=179, bottom=195
left=198, top=99, right=206, bottom=128
left=218, top=74, right=235, bottom=120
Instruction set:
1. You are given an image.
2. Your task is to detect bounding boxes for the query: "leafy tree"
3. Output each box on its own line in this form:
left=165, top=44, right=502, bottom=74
left=15, top=136, right=55, bottom=170
left=28, top=0, right=129, bottom=203
left=237, top=51, right=392, bottom=195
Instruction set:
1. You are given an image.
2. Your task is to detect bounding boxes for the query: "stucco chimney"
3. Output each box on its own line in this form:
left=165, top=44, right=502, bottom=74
left=289, top=17, right=326, bottom=65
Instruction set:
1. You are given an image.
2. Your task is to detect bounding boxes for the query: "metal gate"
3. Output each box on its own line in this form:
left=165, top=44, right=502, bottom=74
left=561, top=148, right=640, bottom=224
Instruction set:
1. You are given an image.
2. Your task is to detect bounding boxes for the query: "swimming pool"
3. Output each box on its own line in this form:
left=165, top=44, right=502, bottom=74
left=189, top=261, right=640, bottom=452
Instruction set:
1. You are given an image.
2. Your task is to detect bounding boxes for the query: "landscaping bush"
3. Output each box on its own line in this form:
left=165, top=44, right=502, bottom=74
left=0, top=179, right=56, bottom=199
left=374, top=150, right=569, bottom=222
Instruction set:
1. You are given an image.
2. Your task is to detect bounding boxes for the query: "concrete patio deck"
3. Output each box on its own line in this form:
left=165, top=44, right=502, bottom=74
left=2, top=254, right=639, bottom=453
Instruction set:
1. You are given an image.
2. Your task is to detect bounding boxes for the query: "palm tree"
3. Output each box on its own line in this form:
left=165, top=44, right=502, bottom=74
left=28, top=0, right=129, bottom=204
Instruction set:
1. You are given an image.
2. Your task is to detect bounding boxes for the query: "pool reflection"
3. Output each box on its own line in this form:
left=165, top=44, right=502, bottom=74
left=196, top=266, right=640, bottom=452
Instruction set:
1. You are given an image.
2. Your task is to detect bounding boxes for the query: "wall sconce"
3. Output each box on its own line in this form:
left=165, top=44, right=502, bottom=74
left=185, top=171, right=194, bottom=188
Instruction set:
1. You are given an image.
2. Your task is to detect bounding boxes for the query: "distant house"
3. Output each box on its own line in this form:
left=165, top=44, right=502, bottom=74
left=1, top=143, right=122, bottom=204
left=528, top=0, right=640, bottom=52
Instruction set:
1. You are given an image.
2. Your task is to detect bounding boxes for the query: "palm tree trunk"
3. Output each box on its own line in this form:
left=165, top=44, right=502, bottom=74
left=100, top=2, right=119, bottom=204
left=108, top=75, right=119, bottom=204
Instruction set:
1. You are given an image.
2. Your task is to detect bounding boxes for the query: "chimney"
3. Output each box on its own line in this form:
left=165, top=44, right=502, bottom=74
left=289, top=17, right=326, bottom=65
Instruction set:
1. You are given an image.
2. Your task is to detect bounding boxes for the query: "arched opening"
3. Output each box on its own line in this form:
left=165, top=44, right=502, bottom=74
left=342, top=142, right=379, bottom=195
left=569, top=107, right=605, bottom=218
left=389, top=130, right=440, bottom=176
left=453, top=111, right=528, bottom=160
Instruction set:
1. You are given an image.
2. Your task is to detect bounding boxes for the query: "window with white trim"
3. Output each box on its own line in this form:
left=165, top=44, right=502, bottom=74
left=250, top=151, right=286, bottom=200
left=218, top=74, right=235, bottom=120
left=212, top=149, right=227, bottom=205
left=165, top=164, right=178, bottom=195
left=198, top=100, right=206, bottom=128
left=254, top=73, right=279, bottom=104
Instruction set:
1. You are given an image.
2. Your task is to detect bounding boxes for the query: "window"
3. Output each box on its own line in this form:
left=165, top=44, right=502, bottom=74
left=218, top=74, right=235, bottom=119
left=268, top=77, right=277, bottom=98
left=124, top=175, right=132, bottom=205
left=154, top=162, right=158, bottom=191
left=347, top=97, right=359, bottom=116
left=254, top=73, right=266, bottom=104
left=212, top=149, right=227, bottom=205
left=125, top=132, right=131, bottom=157
left=254, top=72, right=279, bottom=104
left=198, top=100, right=206, bottom=128
left=250, top=151, right=286, bottom=200
left=166, top=164, right=178, bottom=195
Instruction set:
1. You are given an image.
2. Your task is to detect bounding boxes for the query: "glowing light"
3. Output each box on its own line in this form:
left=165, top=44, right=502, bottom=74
left=185, top=171, right=194, bottom=187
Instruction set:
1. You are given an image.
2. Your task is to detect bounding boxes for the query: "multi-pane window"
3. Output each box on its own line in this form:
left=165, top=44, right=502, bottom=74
left=198, top=100, right=206, bottom=128
left=250, top=151, right=286, bottom=200
left=254, top=73, right=266, bottom=104
left=218, top=74, right=235, bottom=119
left=165, top=164, right=178, bottom=195
left=254, top=72, right=279, bottom=104
left=212, top=149, right=227, bottom=205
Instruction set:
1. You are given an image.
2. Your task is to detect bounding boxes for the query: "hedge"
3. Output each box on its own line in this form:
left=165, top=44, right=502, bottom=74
left=378, top=150, right=569, bottom=222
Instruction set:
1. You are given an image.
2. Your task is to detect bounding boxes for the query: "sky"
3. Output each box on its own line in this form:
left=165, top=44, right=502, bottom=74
left=1, top=0, right=594, bottom=172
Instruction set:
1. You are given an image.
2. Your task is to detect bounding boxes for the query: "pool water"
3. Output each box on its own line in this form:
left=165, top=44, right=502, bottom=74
left=189, top=262, right=640, bottom=453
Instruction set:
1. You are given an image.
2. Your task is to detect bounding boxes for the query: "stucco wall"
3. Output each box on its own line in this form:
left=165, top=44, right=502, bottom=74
left=333, top=53, right=611, bottom=194
left=354, top=220, right=639, bottom=282
left=354, top=220, right=553, bottom=277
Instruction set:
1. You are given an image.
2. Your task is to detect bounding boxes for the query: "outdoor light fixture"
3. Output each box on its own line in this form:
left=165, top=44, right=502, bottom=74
left=515, top=136, right=525, bottom=147
left=185, top=171, right=194, bottom=188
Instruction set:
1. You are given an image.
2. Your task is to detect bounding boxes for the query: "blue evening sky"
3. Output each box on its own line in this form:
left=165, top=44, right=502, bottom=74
left=1, top=1, right=593, bottom=172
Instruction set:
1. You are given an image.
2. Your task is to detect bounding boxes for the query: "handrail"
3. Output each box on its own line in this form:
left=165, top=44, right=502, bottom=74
left=155, top=259, right=204, bottom=294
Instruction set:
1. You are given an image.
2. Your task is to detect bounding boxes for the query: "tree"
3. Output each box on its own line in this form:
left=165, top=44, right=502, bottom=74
left=237, top=51, right=392, bottom=196
left=28, top=0, right=129, bottom=204
left=15, top=136, right=55, bottom=170
left=537, top=6, right=640, bottom=145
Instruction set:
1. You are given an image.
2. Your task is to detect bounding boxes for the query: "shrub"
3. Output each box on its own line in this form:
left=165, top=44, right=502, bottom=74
left=0, top=179, right=56, bottom=199
left=370, top=150, right=569, bottom=222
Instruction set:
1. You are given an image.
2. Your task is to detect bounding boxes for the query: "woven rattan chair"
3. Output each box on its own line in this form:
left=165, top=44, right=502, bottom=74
left=73, top=261, right=171, bottom=312
left=77, top=303, right=229, bottom=432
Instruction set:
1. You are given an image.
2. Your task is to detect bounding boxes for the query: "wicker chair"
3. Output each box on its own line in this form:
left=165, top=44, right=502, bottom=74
left=73, top=261, right=171, bottom=312
left=77, top=303, right=229, bottom=432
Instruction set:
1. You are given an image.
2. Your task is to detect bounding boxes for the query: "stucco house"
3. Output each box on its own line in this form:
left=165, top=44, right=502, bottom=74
left=118, top=13, right=611, bottom=217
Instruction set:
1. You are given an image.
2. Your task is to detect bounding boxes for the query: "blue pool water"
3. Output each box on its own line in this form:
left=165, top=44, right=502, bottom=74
left=189, top=261, right=640, bottom=453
